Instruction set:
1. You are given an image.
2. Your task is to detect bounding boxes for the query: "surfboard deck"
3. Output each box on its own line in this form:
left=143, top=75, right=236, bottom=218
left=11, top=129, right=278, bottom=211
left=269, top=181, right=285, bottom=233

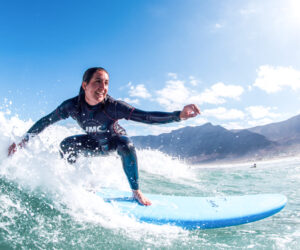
left=96, top=189, right=287, bottom=229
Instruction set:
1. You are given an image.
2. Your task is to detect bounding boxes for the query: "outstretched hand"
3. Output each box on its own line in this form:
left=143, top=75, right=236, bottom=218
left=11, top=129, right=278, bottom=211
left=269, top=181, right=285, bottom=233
left=180, top=104, right=201, bottom=120
left=8, top=143, right=17, bottom=156
left=8, top=139, right=27, bottom=156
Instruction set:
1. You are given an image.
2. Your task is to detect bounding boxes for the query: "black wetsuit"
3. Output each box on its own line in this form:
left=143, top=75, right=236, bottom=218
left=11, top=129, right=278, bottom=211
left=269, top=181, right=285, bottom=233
left=25, top=95, right=181, bottom=190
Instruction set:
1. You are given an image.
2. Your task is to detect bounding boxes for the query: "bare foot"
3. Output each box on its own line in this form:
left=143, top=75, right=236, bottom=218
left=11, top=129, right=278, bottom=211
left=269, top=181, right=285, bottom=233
left=132, top=190, right=152, bottom=206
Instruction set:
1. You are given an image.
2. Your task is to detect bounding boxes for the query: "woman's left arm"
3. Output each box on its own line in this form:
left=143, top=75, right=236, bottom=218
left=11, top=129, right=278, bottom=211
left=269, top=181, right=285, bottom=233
left=127, top=104, right=200, bottom=124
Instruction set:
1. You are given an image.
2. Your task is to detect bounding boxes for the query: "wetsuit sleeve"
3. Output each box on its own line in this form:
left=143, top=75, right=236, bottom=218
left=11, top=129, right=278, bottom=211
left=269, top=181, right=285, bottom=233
left=114, top=99, right=181, bottom=124
left=116, top=98, right=181, bottom=124
left=128, top=109, right=181, bottom=124
left=25, top=101, right=71, bottom=139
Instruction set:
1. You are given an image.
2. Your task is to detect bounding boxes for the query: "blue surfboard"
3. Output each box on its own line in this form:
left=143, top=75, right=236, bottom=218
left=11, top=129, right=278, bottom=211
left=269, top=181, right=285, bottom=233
left=96, top=189, right=287, bottom=229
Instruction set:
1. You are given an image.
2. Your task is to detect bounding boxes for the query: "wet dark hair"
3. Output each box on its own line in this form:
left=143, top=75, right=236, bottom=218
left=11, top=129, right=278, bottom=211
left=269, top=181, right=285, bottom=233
left=78, top=67, right=109, bottom=105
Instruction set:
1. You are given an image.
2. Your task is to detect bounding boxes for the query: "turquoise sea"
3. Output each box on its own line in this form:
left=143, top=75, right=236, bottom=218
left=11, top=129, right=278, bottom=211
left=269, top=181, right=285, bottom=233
left=0, top=112, right=299, bottom=249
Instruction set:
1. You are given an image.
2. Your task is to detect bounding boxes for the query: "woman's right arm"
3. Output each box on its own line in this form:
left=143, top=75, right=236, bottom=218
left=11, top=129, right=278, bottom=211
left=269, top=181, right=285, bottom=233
left=8, top=100, right=72, bottom=156
left=26, top=108, right=66, bottom=136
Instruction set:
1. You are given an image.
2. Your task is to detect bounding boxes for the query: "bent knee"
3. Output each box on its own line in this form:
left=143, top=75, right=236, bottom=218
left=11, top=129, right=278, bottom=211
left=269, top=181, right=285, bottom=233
left=120, top=136, right=135, bottom=148
left=59, top=138, right=69, bottom=153
left=116, top=136, right=136, bottom=153
left=60, top=136, right=77, bottom=154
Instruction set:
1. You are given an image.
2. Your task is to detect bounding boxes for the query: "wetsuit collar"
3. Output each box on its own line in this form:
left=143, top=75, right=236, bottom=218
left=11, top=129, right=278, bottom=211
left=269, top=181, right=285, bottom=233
left=84, top=96, right=108, bottom=110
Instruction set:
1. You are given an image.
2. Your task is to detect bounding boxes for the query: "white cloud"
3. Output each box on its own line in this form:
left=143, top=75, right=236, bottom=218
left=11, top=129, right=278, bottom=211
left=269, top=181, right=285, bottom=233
left=156, top=76, right=244, bottom=111
left=246, top=105, right=280, bottom=119
left=156, top=79, right=190, bottom=110
left=123, top=97, right=140, bottom=105
left=222, top=122, right=245, bottom=130
left=253, top=65, right=300, bottom=93
left=192, top=116, right=209, bottom=125
left=167, top=72, right=178, bottom=79
left=203, top=107, right=245, bottom=120
left=189, top=76, right=199, bottom=86
left=194, top=82, right=244, bottom=105
left=247, top=118, right=274, bottom=127
left=128, top=83, right=151, bottom=99
left=215, top=23, right=223, bottom=29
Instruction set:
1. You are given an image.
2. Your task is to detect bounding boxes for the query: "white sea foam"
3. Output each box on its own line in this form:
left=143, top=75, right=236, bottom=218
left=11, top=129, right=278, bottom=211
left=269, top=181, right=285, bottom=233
left=0, top=111, right=190, bottom=243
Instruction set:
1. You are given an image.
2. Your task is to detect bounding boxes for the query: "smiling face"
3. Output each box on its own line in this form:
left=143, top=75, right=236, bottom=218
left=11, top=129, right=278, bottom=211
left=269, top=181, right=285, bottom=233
left=82, top=70, right=109, bottom=105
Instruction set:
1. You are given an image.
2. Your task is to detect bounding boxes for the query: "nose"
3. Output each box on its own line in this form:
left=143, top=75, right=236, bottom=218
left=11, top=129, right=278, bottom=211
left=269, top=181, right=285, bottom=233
left=98, top=81, right=106, bottom=89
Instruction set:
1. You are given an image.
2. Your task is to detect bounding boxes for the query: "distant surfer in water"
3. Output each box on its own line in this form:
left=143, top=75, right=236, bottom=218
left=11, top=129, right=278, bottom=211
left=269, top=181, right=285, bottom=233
left=8, top=67, right=200, bottom=206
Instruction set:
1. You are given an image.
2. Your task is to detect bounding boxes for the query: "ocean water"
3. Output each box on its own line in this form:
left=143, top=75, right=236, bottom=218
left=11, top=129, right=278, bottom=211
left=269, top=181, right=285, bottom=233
left=0, top=111, right=299, bottom=250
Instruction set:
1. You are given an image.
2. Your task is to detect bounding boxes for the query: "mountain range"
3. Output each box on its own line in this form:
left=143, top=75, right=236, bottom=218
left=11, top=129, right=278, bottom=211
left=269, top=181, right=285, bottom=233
left=131, top=114, right=300, bottom=163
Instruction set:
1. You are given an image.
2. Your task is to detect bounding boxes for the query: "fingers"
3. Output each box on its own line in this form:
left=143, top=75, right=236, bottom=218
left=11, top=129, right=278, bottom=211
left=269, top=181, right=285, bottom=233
left=8, top=139, right=27, bottom=157
left=8, top=143, right=17, bottom=156
left=187, top=104, right=200, bottom=115
left=189, top=112, right=198, bottom=118
left=193, top=104, right=201, bottom=114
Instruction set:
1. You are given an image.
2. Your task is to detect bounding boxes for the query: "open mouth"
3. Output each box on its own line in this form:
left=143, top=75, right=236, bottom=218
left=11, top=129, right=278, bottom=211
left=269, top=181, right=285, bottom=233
left=95, top=91, right=105, bottom=96
left=95, top=91, right=106, bottom=100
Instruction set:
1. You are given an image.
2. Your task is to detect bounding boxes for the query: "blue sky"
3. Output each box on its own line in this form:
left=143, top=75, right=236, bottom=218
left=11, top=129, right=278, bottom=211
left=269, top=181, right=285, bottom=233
left=1, top=0, right=300, bottom=136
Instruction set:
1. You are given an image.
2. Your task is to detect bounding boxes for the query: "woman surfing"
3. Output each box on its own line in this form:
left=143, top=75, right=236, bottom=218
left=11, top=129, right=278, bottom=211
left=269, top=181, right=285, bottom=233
left=8, top=67, right=200, bottom=206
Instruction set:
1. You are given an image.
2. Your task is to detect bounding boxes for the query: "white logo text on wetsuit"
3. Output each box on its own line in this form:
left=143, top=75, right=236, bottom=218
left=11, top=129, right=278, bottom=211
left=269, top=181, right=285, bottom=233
left=85, top=126, right=107, bottom=133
